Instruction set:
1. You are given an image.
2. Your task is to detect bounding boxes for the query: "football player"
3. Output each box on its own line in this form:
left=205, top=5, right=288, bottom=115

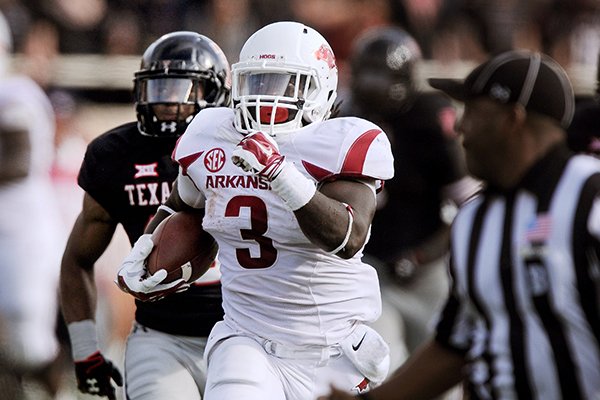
left=0, top=9, right=65, bottom=398
left=59, top=31, right=231, bottom=399
left=567, top=52, right=600, bottom=157
left=117, top=21, right=394, bottom=399
left=343, top=27, right=479, bottom=373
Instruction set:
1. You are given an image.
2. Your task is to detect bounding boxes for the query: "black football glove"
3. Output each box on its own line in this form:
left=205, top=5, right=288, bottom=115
left=74, top=351, right=123, bottom=399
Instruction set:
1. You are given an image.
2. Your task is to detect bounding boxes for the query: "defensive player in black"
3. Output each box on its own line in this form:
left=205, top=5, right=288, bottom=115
left=567, top=53, right=600, bottom=157
left=342, top=27, right=479, bottom=372
left=59, top=31, right=231, bottom=399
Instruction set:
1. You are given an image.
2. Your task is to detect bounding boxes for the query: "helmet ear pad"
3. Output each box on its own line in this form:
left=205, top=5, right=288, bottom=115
left=134, top=31, right=231, bottom=137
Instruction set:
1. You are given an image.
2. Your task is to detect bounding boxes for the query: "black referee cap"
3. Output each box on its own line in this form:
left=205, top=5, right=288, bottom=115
left=428, top=50, right=575, bottom=128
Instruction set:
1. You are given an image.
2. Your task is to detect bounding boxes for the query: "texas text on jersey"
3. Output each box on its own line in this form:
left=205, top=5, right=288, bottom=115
left=78, top=121, right=223, bottom=335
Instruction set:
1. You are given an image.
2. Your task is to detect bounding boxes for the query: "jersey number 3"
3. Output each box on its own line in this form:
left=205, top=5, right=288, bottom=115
left=225, top=195, right=277, bottom=269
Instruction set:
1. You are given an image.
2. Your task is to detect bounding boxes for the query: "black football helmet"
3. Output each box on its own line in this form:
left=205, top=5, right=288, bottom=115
left=350, top=27, right=422, bottom=116
left=134, top=31, right=231, bottom=137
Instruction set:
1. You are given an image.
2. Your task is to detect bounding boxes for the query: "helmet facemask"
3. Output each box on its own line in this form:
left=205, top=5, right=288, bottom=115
left=233, top=65, right=331, bottom=136
left=134, top=70, right=223, bottom=137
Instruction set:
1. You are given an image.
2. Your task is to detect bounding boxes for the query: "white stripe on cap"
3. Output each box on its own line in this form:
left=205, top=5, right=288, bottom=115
left=472, top=50, right=526, bottom=93
left=551, top=61, right=575, bottom=127
left=517, top=52, right=541, bottom=107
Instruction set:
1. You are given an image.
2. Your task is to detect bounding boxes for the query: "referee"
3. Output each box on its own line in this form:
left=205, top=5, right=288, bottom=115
left=320, top=50, right=600, bottom=400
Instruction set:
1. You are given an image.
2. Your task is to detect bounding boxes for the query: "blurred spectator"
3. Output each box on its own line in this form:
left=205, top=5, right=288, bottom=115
left=407, top=0, right=542, bottom=62
left=567, top=51, right=600, bottom=157
left=22, top=0, right=107, bottom=53
left=290, top=0, right=392, bottom=86
left=390, top=0, right=452, bottom=59
left=49, top=89, right=86, bottom=227
left=194, top=0, right=259, bottom=64
left=20, top=18, right=59, bottom=88
left=536, top=0, right=600, bottom=67
left=568, top=98, right=600, bottom=156
left=102, top=9, right=142, bottom=55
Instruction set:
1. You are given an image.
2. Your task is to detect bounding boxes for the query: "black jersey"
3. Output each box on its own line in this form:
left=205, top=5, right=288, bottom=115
left=347, top=92, right=468, bottom=264
left=567, top=97, right=600, bottom=155
left=78, top=122, right=223, bottom=336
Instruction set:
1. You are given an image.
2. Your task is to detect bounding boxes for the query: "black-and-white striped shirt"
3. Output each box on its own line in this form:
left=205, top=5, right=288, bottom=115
left=436, top=145, right=600, bottom=399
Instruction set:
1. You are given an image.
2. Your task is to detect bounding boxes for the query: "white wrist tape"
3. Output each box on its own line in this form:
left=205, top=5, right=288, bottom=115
left=270, top=162, right=316, bottom=211
left=328, top=203, right=354, bottom=254
left=67, top=319, right=99, bottom=361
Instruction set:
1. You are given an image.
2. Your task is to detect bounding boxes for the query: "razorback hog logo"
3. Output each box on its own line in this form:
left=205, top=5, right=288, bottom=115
left=204, top=148, right=226, bottom=172
left=315, top=44, right=336, bottom=69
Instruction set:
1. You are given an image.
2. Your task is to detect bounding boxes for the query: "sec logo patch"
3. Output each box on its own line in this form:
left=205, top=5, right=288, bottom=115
left=204, top=148, right=226, bottom=172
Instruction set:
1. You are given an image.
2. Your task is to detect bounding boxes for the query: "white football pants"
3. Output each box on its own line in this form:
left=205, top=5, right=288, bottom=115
left=0, top=211, right=61, bottom=371
left=124, top=323, right=208, bottom=400
left=204, top=320, right=386, bottom=400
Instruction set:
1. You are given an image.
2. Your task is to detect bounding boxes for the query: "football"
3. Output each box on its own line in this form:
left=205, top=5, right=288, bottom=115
left=146, top=211, right=218, bottom=283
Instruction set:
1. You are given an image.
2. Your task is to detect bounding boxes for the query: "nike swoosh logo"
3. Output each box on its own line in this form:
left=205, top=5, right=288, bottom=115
left=352, top=333, right=367, bottom=351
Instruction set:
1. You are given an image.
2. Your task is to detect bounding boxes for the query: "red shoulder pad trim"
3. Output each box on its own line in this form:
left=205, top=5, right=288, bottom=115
left=302, top=160, right=333, bottom=181
left=341, top=129, right=381, bottom=175
left=177, top=151, right=204, bottom=176
left=302, top=129, right=382, bottom=182
left=171, top=135, right=185, bottom=161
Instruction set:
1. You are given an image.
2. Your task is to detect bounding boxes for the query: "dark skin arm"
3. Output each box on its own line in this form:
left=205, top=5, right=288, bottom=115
left=144, top=180, right=199, bottom=233
left=318, top=340, right=466, bottom=400
left=295, top=179, right=377, bottom=259
left=60, top=193, right=118, bottom=323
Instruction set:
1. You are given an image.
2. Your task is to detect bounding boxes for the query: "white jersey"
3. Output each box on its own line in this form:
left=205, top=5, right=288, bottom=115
left=174, top=107, right=394, bottom=347
left=0, top=75, right=63, bottom=368
left=0, top=76, right=59, bottom=229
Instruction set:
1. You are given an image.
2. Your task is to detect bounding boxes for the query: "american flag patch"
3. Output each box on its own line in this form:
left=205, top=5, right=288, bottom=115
left=525, top=213, right=552, bottom=242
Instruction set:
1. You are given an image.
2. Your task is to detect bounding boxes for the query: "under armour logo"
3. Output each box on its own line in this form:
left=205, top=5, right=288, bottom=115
left=161, top=121, right=177, bottom=133
left=86, top=378, right=100, bottom=393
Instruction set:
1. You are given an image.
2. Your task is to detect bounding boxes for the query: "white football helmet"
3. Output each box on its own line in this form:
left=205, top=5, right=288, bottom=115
left=232, top=21, right=338, bottom=136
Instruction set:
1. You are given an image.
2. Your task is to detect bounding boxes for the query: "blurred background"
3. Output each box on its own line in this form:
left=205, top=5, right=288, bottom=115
left=5, top=0, right=600, bottom=104
left=1, top=0, right=599, bottom=398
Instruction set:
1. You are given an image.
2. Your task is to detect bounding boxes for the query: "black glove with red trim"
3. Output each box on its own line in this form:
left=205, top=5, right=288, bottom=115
left=74, top=351, right=123, bottom=399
